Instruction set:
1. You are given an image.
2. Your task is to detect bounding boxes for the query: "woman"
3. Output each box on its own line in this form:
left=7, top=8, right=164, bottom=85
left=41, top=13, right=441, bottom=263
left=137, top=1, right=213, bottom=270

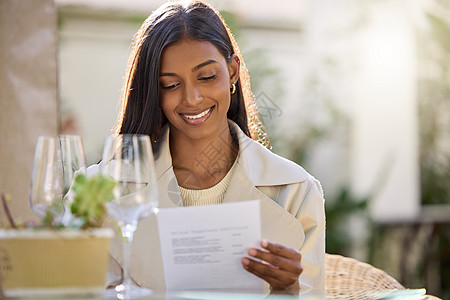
left=108, top=0, right=325, bottom=295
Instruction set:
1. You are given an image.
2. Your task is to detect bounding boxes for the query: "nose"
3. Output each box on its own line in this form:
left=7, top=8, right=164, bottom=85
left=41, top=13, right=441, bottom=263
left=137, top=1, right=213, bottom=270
left=182, top=83, right=203, bottom=106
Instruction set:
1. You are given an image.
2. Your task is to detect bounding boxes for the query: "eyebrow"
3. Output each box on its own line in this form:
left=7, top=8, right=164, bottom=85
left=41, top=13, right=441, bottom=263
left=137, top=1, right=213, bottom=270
left=159, top=59, right=218, bottom=77
left=191, top=59, right=217, bottom=72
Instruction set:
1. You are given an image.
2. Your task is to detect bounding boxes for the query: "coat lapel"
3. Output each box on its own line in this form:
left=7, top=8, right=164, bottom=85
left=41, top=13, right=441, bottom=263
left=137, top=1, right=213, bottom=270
left=224, top=161, right=305, bottom=251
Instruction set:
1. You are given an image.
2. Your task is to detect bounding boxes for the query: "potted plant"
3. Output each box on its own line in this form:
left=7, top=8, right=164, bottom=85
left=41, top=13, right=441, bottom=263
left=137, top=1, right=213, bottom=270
left=0, top=173, right=116, bottom=297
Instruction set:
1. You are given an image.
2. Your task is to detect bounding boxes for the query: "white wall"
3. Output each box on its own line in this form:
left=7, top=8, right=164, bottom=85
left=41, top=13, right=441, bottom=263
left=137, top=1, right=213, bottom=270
left=59, top=10, right=144, bottom=164
left=290, top=0, right=420, bottom=222
left=350, top=1, right=420, bottom=221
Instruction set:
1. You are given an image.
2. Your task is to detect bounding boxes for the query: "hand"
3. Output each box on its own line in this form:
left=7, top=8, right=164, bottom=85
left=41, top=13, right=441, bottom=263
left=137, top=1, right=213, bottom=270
left=241, top=239, right=302, bottom=294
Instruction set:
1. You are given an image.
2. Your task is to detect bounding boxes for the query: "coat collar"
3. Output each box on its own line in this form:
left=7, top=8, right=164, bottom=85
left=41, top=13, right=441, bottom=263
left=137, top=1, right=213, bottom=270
left=153, top=125, right=172, bottom=182
left=229, top=121, right=308, bottom=185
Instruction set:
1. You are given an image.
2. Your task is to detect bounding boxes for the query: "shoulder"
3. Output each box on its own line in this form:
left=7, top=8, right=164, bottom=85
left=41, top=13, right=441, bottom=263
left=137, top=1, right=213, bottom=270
left=230, top=121, right=310, bottom=186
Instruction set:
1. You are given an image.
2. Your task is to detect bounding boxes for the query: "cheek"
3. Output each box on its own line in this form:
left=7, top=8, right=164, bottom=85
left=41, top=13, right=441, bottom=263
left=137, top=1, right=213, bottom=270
left=208, top=80, right=231, bottom=106
left=160, top=95, right=178, bottom=118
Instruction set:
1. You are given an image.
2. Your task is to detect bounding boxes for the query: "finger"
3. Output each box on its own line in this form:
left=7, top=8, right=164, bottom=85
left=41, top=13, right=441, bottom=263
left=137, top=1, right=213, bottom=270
left=248, top=247, right=303, bottom=274
left=241, top=257, right=287, bottom=288
left=241, top=257, right=299, bottom=288
left=261, top=239, right=302, bottom=260
left=242, top=257, right=299, bottom=289
left=246, top=266, right=286, bottom=290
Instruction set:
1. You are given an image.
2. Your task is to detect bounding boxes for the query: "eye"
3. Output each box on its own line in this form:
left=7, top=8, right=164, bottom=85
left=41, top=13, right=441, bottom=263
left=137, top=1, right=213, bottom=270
left=160, top=82, right=180, bottom=90
left=199, top=74, right=216, bottom=81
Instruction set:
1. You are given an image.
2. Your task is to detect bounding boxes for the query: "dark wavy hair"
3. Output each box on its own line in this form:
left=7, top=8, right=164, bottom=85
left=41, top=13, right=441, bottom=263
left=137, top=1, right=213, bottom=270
left=116, top=0, right=268, bottom=146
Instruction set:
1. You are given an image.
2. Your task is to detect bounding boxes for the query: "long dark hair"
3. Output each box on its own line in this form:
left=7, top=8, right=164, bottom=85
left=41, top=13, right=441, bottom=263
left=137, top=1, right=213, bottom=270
left=116, top=0, right=268, bottom=146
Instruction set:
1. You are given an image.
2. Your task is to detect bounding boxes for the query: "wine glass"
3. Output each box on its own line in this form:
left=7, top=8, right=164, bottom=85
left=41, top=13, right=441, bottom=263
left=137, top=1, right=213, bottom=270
left=100, top=134, right=158, bottom=299
left=29, top=135, right=87, bottom=225
left=59, top=135, right=87, bottom=223
left=59, top=135, right=87, bottom=191
left=29, top=136, right=64, bottom=220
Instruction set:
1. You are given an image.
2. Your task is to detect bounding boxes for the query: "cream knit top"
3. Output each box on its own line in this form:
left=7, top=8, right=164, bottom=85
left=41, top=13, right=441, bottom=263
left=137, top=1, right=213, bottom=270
left=179, top=158, right=237, bottom=206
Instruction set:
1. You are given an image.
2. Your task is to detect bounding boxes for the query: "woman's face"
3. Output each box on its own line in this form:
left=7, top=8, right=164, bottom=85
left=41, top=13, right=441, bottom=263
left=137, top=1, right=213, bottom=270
left=159, top=39, right=239, bottom=143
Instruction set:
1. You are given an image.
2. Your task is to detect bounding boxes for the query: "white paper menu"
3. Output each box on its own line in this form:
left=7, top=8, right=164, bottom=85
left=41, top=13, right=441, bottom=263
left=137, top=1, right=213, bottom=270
left=156, top=200, right=263, bottom=292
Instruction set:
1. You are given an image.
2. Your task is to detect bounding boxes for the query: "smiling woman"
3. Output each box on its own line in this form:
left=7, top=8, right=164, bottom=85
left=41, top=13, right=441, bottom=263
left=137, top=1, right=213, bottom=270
left=108, top=0, right=325, bottom=296
left=159, top=40, right=240, bottom=190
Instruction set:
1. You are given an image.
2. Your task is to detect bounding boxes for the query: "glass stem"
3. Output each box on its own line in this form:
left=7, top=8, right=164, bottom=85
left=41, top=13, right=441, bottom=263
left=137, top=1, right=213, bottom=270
left=121, top=221, right=137, bottom=289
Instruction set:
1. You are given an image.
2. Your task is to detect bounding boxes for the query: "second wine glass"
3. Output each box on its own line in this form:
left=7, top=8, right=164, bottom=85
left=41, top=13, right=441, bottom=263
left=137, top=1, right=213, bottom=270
left=29, top=135, right=87, bottom=224
left=101, top=134, right=158, bottom=299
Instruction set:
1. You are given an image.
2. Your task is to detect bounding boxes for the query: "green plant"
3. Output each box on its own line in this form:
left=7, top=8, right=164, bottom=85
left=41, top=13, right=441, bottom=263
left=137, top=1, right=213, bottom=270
left=417, top=11, right=450, bottom=206
left=325, top=186, right=369, bottom=255
left=416, top=4, right=450, bottom=297
left=69, top=173, right=116, bottom=229
left=1, top=173, right=116, bottom=230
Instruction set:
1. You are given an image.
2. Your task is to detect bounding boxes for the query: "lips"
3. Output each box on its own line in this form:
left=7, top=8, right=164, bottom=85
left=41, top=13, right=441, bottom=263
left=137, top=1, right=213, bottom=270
left=180, top=106, right=214, bottom=125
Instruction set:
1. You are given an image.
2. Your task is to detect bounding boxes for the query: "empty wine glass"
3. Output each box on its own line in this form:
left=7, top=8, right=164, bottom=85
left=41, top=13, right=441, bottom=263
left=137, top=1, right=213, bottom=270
left=59, top=135, right=87, bottom=193
left=101, top=134, right=158, bottom=299
left=29, top=135, right=87, bottom=225
left=59, top=135, right=87, bottom=223
left=29, top=136, right=64, bottom=219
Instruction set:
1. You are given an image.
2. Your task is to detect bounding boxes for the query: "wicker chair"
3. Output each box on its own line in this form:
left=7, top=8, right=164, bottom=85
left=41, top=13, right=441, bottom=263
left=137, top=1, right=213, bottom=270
left=325, top=253, right=441, bottom=300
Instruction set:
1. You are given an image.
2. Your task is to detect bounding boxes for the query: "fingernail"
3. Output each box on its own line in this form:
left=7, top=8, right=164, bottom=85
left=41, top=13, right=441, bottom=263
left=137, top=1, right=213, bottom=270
left=261, top=239, right=268, bottom=247
left=242, top=258, right=249, bottom=266
left=248, top=248, right=257, bottom=256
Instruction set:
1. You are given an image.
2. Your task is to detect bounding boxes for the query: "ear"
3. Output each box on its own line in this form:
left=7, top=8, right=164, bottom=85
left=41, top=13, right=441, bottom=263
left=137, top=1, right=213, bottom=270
left=228, top=54, right=240, bottom=85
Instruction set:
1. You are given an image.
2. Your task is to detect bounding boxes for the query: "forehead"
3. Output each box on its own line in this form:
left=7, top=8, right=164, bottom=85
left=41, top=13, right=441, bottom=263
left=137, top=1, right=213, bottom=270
left=160, top=40, right=226, bottom=70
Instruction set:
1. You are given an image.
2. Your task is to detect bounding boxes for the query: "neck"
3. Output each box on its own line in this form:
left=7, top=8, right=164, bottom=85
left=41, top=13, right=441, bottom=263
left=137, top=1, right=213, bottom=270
left=169, top=124, right=238, bottom=189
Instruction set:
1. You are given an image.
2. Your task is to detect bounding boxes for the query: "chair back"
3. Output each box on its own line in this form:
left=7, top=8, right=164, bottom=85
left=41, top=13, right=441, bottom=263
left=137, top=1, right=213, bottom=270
left=325, top=253, right=404, bottom=299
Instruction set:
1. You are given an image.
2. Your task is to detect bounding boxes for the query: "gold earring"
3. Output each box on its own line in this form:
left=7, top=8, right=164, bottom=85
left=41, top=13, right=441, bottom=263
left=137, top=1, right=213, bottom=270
left=230, top=83, right=236, bottom=94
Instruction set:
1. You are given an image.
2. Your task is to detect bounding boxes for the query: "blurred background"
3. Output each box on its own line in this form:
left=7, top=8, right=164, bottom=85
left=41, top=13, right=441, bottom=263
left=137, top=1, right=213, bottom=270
left=0, top=0, right=449, bottom=298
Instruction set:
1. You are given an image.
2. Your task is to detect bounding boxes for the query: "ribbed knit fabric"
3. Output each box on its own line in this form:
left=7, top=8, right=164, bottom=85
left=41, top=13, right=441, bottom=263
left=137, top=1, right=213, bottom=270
left=179, top=159, right=237, bottom=206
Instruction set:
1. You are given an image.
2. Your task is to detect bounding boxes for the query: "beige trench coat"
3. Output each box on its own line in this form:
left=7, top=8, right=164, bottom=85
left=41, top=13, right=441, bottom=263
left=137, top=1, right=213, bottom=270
left=102, top=121, right=325, bottom=294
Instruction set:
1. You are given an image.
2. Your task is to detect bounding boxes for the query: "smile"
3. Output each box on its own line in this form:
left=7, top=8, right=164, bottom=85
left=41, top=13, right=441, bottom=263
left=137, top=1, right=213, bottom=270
left=183, top=108, right=211, bottom=119
left=180, top=106, right=214, bottom=125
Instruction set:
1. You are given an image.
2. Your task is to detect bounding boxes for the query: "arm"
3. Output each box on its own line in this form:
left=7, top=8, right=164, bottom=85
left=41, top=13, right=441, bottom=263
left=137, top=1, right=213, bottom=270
left=294, top=177, right=326, bottom=293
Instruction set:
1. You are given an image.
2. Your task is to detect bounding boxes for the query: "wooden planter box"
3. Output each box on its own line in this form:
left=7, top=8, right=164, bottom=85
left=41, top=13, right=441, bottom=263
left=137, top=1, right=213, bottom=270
left=0, top=228, right=113, bottom=297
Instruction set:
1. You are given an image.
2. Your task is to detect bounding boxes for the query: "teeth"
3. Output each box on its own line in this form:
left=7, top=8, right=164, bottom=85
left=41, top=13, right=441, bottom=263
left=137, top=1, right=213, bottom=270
left=183, top=108, right=211, bottom=120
